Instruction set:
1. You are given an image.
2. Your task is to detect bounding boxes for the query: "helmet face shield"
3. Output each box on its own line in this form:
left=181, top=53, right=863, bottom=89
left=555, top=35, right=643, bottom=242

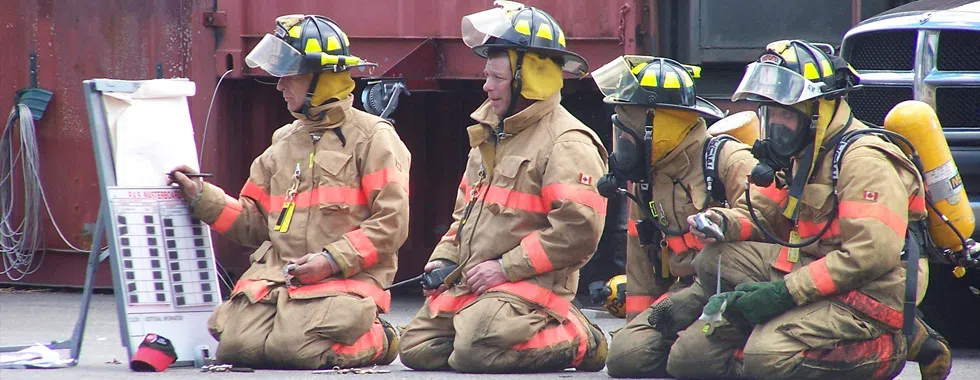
left=732, top=62, right=826, bottom=105
left=461, top=6, right=514, bottom=48
left=246, top=34, right=305, bottom=77
left=461, top=1, right=589, bottom=76
left=591, top=55, right=648, bottom=102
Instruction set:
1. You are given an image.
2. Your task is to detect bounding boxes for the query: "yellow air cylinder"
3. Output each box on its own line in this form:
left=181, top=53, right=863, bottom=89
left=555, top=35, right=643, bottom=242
left=884, top=100, right=975, bottom=252
left=707, top=110, right=761, bottom=146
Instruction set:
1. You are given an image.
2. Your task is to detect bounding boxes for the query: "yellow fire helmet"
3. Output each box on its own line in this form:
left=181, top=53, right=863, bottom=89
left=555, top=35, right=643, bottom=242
left=602, top=275, right=628, bottom=318
left=246, top=14, right=376, bottom=76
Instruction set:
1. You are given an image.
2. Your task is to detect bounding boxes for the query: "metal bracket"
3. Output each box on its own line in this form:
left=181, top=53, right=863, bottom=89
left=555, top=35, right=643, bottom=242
left=203, top=11, right=228, bottom=28
left=29, top=52, right=38, bottom=88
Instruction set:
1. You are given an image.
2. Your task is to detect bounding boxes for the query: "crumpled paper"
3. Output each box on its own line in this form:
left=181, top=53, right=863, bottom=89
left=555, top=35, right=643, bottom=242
left=0, top=345, right=75, bottom=369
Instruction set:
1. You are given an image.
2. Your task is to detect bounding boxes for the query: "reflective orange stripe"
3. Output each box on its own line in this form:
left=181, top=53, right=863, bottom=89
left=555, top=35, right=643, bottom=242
left=798, top=218, right=841, bottom=240
left=738, top=217, right=753, bottom=241
left=346, top=229, right=378, bottom=269
left=522, top=232, right=554, bottom=274
left=908, top=195, right=925, bottom=214
left=361, top=166, right=409, bottom=196
left=802, top=332, right=897, bottom=379
left=428, top=292, right=477, bottom=315
left=512, top=316, right=578, bottom=351
left=753, top=183, right=789, bottom=206
left=774, top=246, right=793, bottom=273
left=459, top=176, right=469, bottom=196
left=839, top=200, right=907, bottom=238
left=491, top=282, right=571, bottom=317
left=305, top=186, right=367, bottom=207
left=332, top=319, right=384, bottom=360
left=231, top=279, right=271, bottom=301
left=627, top=219, right=638, bottom=237
left=240, top=180, right=271, bottom=212
left=808, top=258, right=838, bottom=296
left=541, top=184, right=607, bottom=216
left=427, top=282, right=571, bottom=317
left=440, top=228, right=457, bottom=243
left=287, top=279, right=392, bottom=312
left=483, top=186, right=548, bottom=214
left=568, top=310, right=589, bottom=367
left=625, top=294, right=663, bottom=314
left=212, top=195, right=243, bottom=233
left=665, top=233, right=704, bottom=254
left=837, top=290, right=903, bottom=330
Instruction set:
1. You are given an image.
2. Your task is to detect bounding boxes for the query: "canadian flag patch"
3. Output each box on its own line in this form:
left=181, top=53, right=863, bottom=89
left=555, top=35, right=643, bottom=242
left=863, top=190, right=879, bottom=202
left=579, top=173, right=593, bottom=186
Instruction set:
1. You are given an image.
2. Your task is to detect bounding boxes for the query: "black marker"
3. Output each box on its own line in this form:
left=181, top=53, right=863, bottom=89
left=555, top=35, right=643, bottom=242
left=166, top=172, right=214, bottom=178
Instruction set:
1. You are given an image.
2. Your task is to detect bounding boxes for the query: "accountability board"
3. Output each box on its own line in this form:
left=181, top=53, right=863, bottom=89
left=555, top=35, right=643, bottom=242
left=106, top=186, right=219, bottom=363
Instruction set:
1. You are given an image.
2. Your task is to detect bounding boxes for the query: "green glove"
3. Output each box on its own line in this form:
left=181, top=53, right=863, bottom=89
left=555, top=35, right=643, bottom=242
left=729, top=280, right=796, bottom=325
left=700, top=291, right=745, bottom=322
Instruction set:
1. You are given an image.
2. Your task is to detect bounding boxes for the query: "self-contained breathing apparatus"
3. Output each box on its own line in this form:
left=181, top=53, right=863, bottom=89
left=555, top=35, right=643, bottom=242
left=733, top=40, right=978, bottom=342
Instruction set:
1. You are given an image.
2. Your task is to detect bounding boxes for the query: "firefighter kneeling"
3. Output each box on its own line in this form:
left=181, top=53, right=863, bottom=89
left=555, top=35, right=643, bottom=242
left=668, top=40, right=952, bottom=380
left=589, top=55, right=758, bottom=378
left=398, top=1, right=608, bottom=373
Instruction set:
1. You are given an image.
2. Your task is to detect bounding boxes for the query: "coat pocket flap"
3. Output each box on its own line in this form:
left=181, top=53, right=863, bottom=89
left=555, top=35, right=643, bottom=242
left=314, top=150, right=353, bottom=177
left=497, top=155, right=530, bottom=179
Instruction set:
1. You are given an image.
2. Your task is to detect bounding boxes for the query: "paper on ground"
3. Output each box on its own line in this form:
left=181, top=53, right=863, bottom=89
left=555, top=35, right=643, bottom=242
left=0, top=344, right=74, bottom=369
left=101, top=79, right=200, bottom=187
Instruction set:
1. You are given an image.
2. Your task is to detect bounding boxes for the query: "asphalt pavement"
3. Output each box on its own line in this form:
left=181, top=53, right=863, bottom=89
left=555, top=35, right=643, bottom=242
left=1, top=288, right=978, bottom=379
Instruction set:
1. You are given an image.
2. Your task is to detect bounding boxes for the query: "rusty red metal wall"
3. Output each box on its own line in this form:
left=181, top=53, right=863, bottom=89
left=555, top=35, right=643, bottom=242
left=2, top=0, right=647, bottom=287
left=0, top=0, right=221, bottom=287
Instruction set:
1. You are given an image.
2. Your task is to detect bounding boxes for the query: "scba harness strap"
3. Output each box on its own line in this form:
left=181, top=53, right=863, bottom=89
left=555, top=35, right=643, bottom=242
left=702, top=134, right=739, bottom=207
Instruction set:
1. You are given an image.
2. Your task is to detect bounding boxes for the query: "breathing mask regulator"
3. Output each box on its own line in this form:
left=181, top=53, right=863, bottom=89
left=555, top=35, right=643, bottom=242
left=749, top=102, right=816, bottom=187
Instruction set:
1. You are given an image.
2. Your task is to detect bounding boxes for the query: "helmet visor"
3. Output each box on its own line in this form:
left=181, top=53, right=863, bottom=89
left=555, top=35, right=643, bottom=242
left=245, top=34, right=304, bottom=77
left=591, top=56, right=650, bottom=102
left=461, top=5, right=516, bottom=48
left=731, top=62, right=825, bottom=105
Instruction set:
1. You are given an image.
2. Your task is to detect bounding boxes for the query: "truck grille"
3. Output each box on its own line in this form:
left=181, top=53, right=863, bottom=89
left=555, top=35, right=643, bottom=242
left=848, top=86, right=914, bottom=126
left=938, top=31, right=980, bottom=71
left=936, top=88, right=980, bottom=127
left=846, top=31, right=916, bottom=71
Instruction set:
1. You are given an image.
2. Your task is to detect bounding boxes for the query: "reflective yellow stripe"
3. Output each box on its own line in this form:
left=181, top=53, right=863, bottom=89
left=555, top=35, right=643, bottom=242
left=663, top=72, right=681, bottom=88
left=305, top=38, right=322, bottom=53
left=326, top=36, right=341, bottom=52
left=639, top=71, right=658, bottom=87
left=535, top=23, right=553, bottom=40
left=820, top=59, right=833, bottom=76
left=514, top=19, right=531, bottom=35
left=803, top=62, right=820, bottom=80
left=558, top=29, right=566, bottom=47
left=288, top=25, right=301, bottom=38
left=631, top=62, right=648, bottom=75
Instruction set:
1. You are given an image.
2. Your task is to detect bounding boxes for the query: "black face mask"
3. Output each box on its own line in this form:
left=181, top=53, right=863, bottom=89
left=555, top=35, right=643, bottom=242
left=749, top=104, right=813, bottom=186
left=608, top=114, right=651, bottom=183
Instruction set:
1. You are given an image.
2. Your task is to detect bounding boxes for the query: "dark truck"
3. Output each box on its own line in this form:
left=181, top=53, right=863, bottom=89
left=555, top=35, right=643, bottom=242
left=839, top=0, right=980, bottom=347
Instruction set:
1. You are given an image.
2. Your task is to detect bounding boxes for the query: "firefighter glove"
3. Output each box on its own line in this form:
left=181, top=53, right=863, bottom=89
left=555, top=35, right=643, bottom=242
left=729, top=280, right=795, bottom=325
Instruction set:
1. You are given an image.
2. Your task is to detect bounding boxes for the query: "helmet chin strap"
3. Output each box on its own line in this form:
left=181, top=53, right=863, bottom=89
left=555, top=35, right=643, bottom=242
left=497, top=48, right=526, bottom=141
left=300, top=72, right=327, bottom=122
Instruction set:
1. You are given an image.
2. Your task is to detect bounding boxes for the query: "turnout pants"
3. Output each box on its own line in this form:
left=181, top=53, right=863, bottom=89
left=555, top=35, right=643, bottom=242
left=207, top=285, right=389, bottom=369
left=399, top=291, right=602, bottom=373
left=606, top=280, right=707, bottom=378
left=666, top=241, right=908, bottom=380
